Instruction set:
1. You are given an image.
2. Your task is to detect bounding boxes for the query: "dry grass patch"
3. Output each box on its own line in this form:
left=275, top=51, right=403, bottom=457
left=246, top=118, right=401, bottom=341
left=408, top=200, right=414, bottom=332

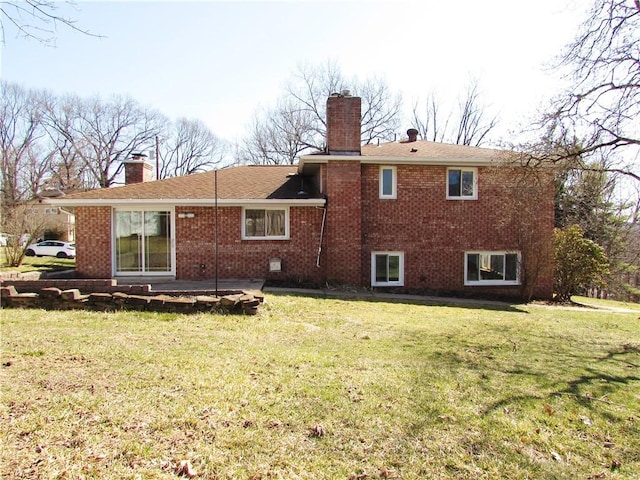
left=1, top=294, right=639, bottom=479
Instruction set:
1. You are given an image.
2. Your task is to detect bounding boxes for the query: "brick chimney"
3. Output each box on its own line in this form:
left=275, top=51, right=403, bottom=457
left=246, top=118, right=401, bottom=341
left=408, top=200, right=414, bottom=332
left=326, top=91, right=361, bottom=155
left=123, top=152, right=153, bottom=184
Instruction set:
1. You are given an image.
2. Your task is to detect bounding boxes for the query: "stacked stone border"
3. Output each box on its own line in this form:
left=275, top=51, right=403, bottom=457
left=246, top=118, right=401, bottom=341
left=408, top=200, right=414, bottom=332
left=0, top=285, right=263, bottom=315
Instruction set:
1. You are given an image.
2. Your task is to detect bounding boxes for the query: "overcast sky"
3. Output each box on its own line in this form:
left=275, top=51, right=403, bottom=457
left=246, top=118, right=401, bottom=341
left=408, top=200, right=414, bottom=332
left=1, top=0, right=589, bottom=144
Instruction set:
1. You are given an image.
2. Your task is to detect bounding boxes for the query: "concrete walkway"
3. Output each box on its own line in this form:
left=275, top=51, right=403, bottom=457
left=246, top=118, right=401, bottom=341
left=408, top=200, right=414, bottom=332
left=117, top=278, right=265, bottom=294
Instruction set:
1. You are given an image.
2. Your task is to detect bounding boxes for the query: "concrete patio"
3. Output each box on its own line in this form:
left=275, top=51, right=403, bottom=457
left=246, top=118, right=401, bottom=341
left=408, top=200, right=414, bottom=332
left=114, top=277, right=265, bottom=295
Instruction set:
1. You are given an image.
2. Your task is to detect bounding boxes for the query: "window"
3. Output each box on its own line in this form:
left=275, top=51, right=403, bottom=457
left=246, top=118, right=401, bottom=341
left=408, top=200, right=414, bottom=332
left=371, top=251, right=404, bottom=286
left=447, top=168, right=477, bottom=199
left=243, top=208, right=288, bottom=240
left=465, top=252, right=520, bottom=286
left=379, top=166, right=397, bottom=199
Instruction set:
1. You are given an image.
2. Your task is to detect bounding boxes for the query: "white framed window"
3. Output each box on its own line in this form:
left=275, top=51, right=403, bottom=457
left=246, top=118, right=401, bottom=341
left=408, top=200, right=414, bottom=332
left=379, top=166, right=397, bottom=199
left=464, top=251, right=521, bottom=286
left=371, top=251, right=404, bottom=287
left=447, top=167, right=477, bottom=200
left=242, top=207, right=289, bottom=240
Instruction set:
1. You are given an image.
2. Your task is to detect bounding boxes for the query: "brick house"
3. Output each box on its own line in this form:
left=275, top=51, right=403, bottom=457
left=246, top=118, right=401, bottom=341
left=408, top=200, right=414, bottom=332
left=50, top=94, right=554, bottom=300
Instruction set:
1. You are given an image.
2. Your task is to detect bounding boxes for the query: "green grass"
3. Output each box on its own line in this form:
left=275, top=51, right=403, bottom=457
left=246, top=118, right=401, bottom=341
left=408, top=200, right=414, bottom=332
left=0, top=248, right=75, bottom=273
left=1, top=294, right=639, bottom=479
left=572, top=295, right=640, bottom=312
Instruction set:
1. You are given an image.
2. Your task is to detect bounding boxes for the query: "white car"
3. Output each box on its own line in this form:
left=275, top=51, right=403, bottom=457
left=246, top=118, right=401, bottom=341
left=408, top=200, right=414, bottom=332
left=25, top=240, right=76, bottom=259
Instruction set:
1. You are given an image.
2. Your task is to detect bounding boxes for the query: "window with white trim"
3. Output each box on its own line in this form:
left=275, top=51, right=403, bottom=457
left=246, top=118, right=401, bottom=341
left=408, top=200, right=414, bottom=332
left=242, top=208, right=289, bottom=240
left=465, top=251, right=520, bottom=286
left=371, top=251, right=404, bottom=287
left=447, top=168, right=477, bottom=199
left=379, top=166, right=397, bottom=199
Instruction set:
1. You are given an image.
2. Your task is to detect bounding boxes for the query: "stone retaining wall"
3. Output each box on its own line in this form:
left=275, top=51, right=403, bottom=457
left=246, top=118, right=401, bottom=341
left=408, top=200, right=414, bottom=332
left=1, top=278, right=152, bottom=295
left=0, top=286, right=263, bottom=315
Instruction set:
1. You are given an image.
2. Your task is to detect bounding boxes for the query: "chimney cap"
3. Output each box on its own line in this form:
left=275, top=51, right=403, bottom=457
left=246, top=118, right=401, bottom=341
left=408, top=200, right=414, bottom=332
left=130, top=152, right=148, bottom=160
left=406, top=128, right=419, bottom=142
left=329, top=89, right=352, bottom=98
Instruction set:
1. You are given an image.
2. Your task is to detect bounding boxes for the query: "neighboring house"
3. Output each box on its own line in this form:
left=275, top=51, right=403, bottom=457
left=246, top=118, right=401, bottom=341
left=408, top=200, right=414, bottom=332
left=49, top=94, right=554, bottom=299
left=25, top=192, right=76, bottom=242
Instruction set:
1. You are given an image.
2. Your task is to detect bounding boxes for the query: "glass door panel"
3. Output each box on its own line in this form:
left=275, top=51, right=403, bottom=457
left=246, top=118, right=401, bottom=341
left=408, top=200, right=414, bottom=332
left=115, top=210, right=172, bottom=274
left=116, top=211, right=142, bottom=272
left=144, top=211, right=171, bottom=272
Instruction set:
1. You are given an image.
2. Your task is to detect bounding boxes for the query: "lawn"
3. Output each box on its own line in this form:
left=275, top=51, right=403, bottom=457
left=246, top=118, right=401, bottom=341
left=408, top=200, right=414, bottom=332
left=1, top=294, right=639, bottom=479
left=0, top=248, right=75, bottom=273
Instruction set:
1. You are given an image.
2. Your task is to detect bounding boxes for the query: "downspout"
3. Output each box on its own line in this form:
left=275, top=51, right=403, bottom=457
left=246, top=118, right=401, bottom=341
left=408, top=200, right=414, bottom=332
left=316, top=204, right=327, bottom=268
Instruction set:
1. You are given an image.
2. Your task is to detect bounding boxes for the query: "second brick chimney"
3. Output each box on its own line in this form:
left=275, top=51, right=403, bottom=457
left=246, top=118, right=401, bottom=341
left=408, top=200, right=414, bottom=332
left=123, top=152, right=154, bottom=185
left=326, top=91, right=361, bottom=155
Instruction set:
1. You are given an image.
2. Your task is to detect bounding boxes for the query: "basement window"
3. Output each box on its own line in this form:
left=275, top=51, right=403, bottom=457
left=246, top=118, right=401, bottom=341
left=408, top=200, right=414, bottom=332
left=465, top=251, right=520, bottom=286
left=371, top=251, right=404, bottom=287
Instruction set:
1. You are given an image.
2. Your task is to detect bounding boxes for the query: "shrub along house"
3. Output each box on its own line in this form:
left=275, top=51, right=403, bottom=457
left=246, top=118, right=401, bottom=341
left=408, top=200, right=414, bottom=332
left=49, top=93, right=554, bottom=300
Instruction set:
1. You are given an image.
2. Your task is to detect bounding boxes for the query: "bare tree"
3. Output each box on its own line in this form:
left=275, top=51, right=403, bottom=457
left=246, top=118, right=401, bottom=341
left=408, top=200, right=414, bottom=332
left=0, top=82, right=50, bottom=208
left=239, top=99, right=317, bottom=165
left=45, top=94, right=163, bottom=187
left=242, top=61, right=402, bottom=165
left=411, top=91, right=450, bottom=143
left=411, top=77, right=498, bottom=146
left=541, top=0, right=640, bottom=182
left=359, top=75, right=402, bottom=145
left=157, top=118, right=227, bottom=178
left=0, top=203, right=49, bottom=267
left=37, top=90, right=92, bottom=191
left=0, top=0, right=100, bottom=45
left=490, top=161, right=556, bottom=301
left=454, top=78, right=499, bottom=146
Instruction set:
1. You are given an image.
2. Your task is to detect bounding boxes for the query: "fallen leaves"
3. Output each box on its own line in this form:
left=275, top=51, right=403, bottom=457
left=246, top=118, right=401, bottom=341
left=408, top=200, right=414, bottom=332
left=587, top=472, right=606, bottom=479
left=307, top=424, right=325, bottom=437
left=580, top=415, right=592, bottom=426
left=378, top=466, right=399, bottom=478
left=176, top=460, right=197, bottom=478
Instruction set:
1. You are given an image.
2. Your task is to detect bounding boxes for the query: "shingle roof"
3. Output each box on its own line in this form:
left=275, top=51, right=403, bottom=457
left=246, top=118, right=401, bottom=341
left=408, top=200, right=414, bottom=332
left=360, top=140, right=503, bottom=160
left=55, top=165, right=319, bottom=202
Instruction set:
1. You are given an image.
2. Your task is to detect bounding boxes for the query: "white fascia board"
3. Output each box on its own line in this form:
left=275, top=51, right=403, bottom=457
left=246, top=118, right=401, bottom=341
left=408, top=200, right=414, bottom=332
left=46, top=198, right=327, bottom=208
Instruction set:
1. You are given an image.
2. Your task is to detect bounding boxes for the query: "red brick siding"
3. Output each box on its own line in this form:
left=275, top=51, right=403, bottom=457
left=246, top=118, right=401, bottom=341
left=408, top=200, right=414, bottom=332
left=360, top=164, right=554, bottom=299
left=175, top=206, right=324, bottom=282
left=74, top=206, right=112, bottom=278
left=324, top=161, right=362, bottom=285
left=124, top=161, right=153, bottom=184
left=326, top=96, right=361, bottom=154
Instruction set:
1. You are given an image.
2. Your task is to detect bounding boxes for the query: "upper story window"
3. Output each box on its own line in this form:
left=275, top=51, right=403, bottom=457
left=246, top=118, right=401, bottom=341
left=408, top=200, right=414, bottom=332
left=447, top=167, right=477, bottom=200
left=379, top=166, right=397, bottom=199
left=243, top=208, right=289, bottom=240
left=465, top=251, right=520, bottom=286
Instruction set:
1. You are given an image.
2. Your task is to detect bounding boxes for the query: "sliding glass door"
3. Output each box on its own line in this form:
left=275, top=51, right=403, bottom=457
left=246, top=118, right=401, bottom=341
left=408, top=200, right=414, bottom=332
left=115, top=210, right=173, bottom=275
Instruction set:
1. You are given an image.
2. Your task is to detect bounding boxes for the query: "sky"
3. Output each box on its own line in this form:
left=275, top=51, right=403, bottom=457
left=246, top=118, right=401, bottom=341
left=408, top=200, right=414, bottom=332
left=1, top=0, right=590, bottom=145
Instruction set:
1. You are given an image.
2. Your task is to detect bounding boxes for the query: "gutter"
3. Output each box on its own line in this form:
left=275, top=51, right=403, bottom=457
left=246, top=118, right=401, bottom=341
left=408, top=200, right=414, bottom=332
left=44, top=198, right=327, bottom=208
